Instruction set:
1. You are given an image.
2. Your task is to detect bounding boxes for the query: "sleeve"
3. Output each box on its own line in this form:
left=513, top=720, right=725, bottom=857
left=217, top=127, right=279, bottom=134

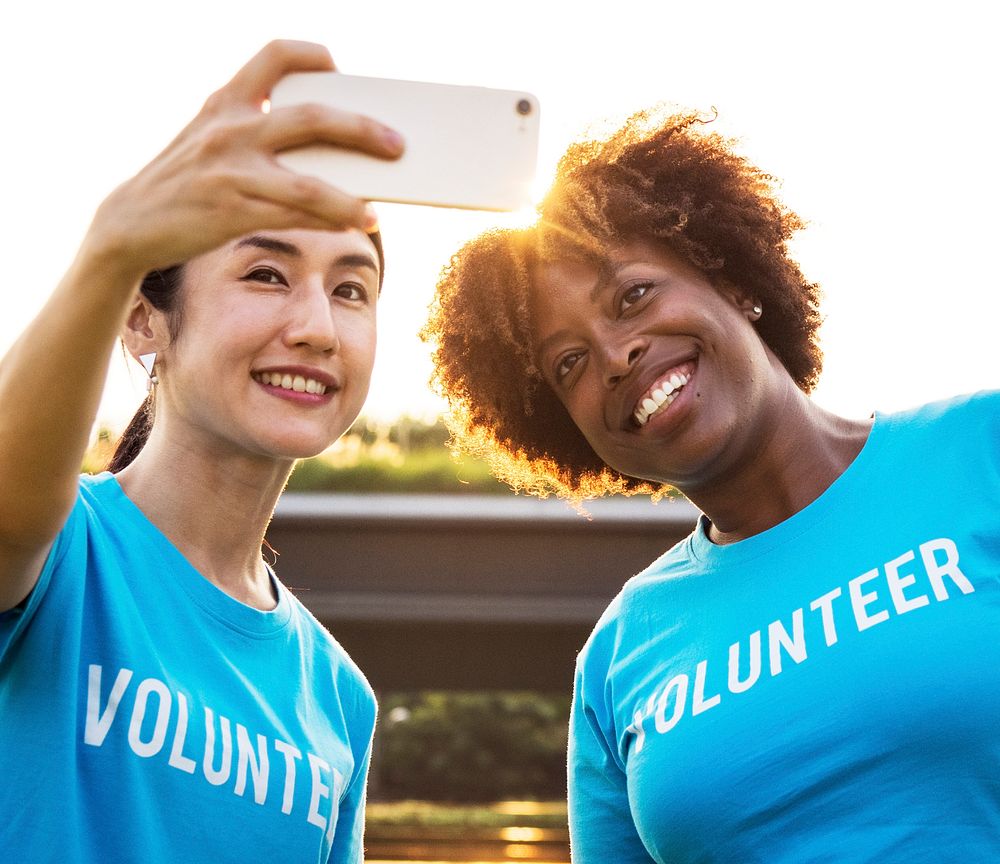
left=0, top=487, right=83, bottom=660
left=568, top=658, right=657, bottom=864
left=980, top=390, right=1000, bottom=486
left=939, top=390, right=1000, bottom=505
left=327, top=693, right=376, bottom=864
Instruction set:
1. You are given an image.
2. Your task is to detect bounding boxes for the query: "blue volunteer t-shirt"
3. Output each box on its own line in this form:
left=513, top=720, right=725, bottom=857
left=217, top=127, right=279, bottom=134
left=0, top=472, right=376, bottom=863
left=569, top=391, right=1000, bottom=863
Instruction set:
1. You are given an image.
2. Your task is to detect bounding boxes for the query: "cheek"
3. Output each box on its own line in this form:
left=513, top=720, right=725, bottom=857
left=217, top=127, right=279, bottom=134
left=563, top=384, right=606, bottom=443
left=343, top=317, right=378, bottom=375
left=179, top=299, right=267, bottom=354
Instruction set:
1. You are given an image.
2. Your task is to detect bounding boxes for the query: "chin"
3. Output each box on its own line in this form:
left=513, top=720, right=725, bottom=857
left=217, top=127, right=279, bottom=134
left=247, top=429, right=343, bottom=462
left=237, top=408, right=361, bottom=462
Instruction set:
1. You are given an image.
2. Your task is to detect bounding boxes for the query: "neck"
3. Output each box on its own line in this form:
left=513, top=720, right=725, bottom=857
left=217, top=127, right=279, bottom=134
left=680, top=389, right=872, bottom=545
left=115, top=429, right=294, bottom=610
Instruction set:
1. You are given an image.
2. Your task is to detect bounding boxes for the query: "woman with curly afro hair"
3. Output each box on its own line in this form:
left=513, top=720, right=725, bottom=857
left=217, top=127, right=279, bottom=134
left=424, top=109, right=1000, bottom=862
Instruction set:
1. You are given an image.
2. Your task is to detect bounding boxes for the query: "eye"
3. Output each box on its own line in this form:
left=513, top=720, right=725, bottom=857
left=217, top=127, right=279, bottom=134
left=243, top=267, right=287, bottom=286
left=333, top=282, right=369, bottom=302
left=555, top=350, right=584, bottom=381
left=619, top=281, right=653, bottom=313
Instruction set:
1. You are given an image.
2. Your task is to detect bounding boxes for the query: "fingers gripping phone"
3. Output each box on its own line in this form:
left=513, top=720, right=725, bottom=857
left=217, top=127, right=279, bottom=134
left=269, top=73, right=540, bottom=212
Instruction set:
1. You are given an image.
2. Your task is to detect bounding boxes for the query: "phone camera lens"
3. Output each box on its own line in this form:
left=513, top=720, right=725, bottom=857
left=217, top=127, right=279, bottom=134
left=516, top=98, right=532, bottom=116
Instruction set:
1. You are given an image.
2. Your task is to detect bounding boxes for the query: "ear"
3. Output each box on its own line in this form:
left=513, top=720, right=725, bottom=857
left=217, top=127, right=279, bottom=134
left=740, top=295, right=763, bottom=322
left=716, top=280, right=762, bottom=321
left=121, top=293, right=170, bottom=364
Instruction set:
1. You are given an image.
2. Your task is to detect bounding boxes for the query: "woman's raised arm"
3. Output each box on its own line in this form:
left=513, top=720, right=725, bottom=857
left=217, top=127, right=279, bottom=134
left=0, top=40, right=402, bottom=609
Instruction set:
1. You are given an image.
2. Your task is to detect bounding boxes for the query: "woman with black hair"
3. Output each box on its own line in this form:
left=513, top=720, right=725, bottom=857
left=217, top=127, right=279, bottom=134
left=0, top=40, right=402, bottom=862
left=424, top=109, right=1000, bottom=862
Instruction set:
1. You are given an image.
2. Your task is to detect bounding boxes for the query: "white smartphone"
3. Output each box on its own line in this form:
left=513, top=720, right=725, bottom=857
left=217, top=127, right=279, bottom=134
left=268, top=73, right=540, bottom=212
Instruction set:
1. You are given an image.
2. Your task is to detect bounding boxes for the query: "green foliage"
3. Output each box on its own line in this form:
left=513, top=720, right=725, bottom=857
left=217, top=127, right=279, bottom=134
left=84, top=416, right=510, bottom=494
left=285, top=415, right=510, bottom=494
left=286, top=445, right=507, bottom=494
left=374, top=691, right=571, bottom=802
left=81, top=426, right=116, bottom=474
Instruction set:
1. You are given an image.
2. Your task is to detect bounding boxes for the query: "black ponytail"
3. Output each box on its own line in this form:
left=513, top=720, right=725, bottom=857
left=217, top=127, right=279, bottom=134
left=107, top=396, right=154, bottom=472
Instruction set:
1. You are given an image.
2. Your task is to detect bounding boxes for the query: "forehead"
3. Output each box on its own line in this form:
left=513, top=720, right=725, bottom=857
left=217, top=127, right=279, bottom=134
left=251, top=227, right=378, bottom=265
left=194, top=228, right=381, bottom=276
left=532, top=239, right=700, bottom=295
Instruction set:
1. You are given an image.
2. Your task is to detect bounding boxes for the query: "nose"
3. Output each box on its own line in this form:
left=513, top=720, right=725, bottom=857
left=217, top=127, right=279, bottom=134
left=284, top=282, right=339, bottom=354
left=601, top=336, right=646, bottom=388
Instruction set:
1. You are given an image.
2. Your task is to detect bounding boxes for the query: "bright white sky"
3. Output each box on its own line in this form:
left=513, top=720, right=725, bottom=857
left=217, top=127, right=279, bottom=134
left=2, top=0, right=997, bottom=433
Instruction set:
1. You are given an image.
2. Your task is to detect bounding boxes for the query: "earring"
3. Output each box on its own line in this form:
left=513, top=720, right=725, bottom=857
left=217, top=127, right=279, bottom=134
left=139, top=352, right=159, bottom=392
left=751, top=304, right=763, bottom=319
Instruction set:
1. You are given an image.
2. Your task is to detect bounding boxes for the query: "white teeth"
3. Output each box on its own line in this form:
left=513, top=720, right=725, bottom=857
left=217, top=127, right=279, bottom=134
left=632, top=371, right=691, bottom=427
left=254, top=372, right=328, bottom=395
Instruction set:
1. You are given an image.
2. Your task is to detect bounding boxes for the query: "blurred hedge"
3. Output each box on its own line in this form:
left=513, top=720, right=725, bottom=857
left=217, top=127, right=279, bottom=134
left=373, top=691, right=571, bottom=802
left=87, top=416, right=511, bottom=495
left=286, top=442, right=506, bottom=494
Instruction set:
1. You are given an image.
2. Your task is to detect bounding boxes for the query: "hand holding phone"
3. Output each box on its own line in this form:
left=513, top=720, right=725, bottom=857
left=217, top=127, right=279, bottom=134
left=269, top=73, right=540, bottom=212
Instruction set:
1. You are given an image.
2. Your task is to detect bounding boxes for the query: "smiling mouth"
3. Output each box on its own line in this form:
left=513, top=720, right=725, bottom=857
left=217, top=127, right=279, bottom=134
left=252, top=371, right=330, bottom=395
left=632, top=362, right=695, bottom=427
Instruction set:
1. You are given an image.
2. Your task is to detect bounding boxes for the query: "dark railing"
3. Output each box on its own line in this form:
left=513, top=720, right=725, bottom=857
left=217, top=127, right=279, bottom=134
left=267, top=493, right=699, bottom=691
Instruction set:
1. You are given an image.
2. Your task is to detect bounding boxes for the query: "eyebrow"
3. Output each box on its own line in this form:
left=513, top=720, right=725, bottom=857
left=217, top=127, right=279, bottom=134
left=235, top=235, right=301, bottom=256
left=235, top=235, right=380, bottom=275
left=535, top=329, right=572, bottom=363
left=335, top=253, right=380, bottom=275
left=588, top=261, right=621, bottom=303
